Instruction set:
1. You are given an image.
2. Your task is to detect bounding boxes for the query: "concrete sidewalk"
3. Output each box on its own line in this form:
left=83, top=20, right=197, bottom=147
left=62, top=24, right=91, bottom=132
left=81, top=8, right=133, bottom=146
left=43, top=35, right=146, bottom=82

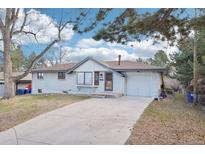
left=0, top=96, right=152, bottom=145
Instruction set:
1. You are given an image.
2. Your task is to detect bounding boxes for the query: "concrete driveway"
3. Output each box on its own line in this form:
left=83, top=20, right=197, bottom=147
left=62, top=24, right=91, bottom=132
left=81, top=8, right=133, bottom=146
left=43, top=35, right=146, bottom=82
left=0, top=96, right=152, bottom=145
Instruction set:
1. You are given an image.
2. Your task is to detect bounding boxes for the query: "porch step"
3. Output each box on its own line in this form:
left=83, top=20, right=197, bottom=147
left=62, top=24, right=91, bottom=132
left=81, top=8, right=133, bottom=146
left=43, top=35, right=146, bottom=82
left=91, top=93, right=123, bottom=98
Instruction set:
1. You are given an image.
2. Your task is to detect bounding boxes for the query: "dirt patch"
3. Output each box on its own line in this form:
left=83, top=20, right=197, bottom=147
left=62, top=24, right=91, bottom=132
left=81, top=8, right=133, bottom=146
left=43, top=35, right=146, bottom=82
left=126, top=94, right=205, bottom=144
left=0, top=94, right=89, bottom=132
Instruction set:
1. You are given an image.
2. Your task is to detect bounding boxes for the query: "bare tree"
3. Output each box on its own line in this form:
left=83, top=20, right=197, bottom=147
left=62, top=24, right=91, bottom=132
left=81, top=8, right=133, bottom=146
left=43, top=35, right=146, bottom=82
left=0, top=8, right=112, bottom=99
left=45, top=45, right=68, bottom=66
left=0, top=9, right=74, bottom=98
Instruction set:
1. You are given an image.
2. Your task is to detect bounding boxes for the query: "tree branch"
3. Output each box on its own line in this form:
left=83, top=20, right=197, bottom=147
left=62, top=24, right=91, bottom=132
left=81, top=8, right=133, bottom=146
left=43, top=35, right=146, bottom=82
left=22, top=30, right=38, bottom=42
left=10, top=12, right=70, bottom=81
left=10, top=8, right=20, bottom=36
left=12, top=11, right=29, bottom=35
left=12, top=39, right=59, bottom=81
left=57, top=21, right=70, bottom=41
left=5, top=8, right=15, bottom=27
left=0, top=19, right=4, bottom=31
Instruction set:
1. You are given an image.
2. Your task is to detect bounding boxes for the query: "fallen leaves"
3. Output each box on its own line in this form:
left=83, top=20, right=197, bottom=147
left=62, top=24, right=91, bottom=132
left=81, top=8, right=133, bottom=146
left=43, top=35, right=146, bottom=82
left=126, top=94, right=205, bottom=144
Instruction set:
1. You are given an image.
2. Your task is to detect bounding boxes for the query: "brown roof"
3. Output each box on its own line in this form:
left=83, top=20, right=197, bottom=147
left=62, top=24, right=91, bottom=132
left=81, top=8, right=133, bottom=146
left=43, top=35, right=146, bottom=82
left=102, top=61, right=165, bottom=70
left=32, top=59, right=165, bottom=73
left=32, top=63, right=76, bottom=72
left=0, top=72, right=32, bottom=81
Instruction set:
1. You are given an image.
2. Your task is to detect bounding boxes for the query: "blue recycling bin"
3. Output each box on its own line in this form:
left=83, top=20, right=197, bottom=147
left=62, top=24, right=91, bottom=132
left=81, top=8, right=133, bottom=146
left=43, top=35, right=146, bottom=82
left=17, top=89, right=25, bottom=95
left=24, top=89, right=29, bottom=94
left=28, top=89, right=32, bottom=94
left=186, top=92, right=194, bottom=104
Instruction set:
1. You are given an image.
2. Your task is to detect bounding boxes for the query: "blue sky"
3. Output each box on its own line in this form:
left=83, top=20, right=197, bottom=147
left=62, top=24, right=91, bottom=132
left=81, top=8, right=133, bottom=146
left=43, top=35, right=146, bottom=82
left=39, top=9, right=158, bottom=46
left=17, top=8, right=194, bottom=62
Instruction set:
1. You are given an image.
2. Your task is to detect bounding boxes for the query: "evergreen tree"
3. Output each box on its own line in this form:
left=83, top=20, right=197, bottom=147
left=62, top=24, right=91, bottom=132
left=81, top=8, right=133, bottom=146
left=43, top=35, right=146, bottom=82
left=151, top=50, right=169, bottom=67
left=25, top=51, right=36, bottom=69
left=11, top=46, right=25, bottom=71
left=170, top=28, right=205, bottom=86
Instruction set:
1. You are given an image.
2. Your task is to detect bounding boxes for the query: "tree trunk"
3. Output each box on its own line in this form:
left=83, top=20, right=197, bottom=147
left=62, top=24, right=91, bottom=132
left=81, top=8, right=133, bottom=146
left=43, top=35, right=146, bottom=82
left=3, top=29, right=15, bottom=99
left=193, top=30, right=198, bottom=105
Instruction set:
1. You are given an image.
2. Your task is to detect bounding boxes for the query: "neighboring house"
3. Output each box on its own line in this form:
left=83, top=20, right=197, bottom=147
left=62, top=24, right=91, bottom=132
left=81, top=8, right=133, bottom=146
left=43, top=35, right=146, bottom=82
left=0, top=72, right=32, bottom=96
left=32, top=56, right=166, bottom=98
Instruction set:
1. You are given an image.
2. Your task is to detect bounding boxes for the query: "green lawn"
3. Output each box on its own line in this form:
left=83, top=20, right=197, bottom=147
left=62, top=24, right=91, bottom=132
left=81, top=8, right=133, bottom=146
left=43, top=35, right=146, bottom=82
left=0, top=94, right=89, bottom=132
left=126, top=94, right=205, bottom=144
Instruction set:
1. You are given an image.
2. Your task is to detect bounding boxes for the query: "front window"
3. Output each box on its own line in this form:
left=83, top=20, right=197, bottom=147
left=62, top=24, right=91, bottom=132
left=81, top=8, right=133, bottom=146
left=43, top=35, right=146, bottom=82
left=77, top=72, right=93, bottom=85
left=37, top=72, right=44, bottom=79
left=58, top=72, right=65, bottom=79
left=77, top=72, right=84, bottom=85
left=84, top=72, right=92, bottom=85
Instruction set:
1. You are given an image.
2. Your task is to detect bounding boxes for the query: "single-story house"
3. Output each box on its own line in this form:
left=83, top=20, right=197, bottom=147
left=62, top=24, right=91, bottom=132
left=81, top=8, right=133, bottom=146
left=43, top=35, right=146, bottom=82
left=0, top=72, right=32, bottom=96
left=32, top=56, right=166, bottom=98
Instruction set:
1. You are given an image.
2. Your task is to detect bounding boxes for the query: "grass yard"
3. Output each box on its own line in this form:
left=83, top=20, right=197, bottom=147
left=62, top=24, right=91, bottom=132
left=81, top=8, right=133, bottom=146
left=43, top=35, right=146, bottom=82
left=0, top=94, right=89, bottom=132
left=126, top=94, right=205, bottom=145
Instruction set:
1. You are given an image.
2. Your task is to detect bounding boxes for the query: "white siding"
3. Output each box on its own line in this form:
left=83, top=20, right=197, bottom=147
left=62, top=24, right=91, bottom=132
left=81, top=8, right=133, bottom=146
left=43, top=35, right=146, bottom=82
left=75, top=60, right=110, bottom=72
left=151, top=72, right=162, bottom=98
left=126, top=72, right=161, bottom=98
left=113, top=73, right=125, bottom=94
left=32, top=59, right=125, bottom=95
left=75, top=60, right=124, bottom=94
left=32, top=72, right=77, bottom=94
left=32, top=59, right=161, bottom=97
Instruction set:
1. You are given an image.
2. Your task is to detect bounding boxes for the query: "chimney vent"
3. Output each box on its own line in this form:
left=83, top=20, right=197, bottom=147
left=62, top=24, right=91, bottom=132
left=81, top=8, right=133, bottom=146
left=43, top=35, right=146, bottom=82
left=118, top=55, right=121, bottom=65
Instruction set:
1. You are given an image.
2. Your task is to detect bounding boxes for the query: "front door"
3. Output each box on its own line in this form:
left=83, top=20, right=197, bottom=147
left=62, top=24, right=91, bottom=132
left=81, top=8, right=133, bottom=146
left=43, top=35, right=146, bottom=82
left=105, top=72, right=113, bottom=91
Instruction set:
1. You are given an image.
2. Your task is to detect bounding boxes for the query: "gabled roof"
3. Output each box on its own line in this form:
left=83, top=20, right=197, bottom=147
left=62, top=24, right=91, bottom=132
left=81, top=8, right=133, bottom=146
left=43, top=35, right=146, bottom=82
left=31, top=57, right=166, bottom=73
left=66, top=57, right=124, bottom=76
left=67, top=57, right=112, bottom=73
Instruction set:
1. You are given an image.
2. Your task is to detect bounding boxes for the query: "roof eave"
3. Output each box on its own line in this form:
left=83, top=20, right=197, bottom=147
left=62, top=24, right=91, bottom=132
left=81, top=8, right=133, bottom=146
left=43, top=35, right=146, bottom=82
left=32, top=69, right=71, bottom=73
left=115, top=68, right=167, bottom=73
left=66, top=57, right=125, bottom=77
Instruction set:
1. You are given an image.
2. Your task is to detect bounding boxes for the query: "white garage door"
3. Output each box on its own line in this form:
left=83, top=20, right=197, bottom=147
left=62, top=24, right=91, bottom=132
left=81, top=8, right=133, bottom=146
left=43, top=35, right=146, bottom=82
left=127, top=73, right=152, bottom=97
left=0, top=83, right=4, bottom=96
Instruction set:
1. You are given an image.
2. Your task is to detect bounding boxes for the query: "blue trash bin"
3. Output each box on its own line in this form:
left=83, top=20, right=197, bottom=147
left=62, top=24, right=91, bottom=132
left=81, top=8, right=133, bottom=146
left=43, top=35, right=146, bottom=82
left=24, top=89, right=29, bottom=94
left=28, top=89, right=32, bottom=94
left=186, top=92, right=194, bottom=104
left=17, top=89, right=24, bottom=95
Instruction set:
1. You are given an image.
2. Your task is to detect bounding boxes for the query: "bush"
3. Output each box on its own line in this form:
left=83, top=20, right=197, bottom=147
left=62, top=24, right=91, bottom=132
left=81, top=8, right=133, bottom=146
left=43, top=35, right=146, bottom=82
left=165, top=87, right=174, bottom=95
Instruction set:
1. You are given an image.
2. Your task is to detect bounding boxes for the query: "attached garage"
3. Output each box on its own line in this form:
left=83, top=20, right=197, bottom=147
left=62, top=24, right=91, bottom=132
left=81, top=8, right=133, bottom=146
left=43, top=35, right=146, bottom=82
left=126, top=72, right=162, bottom=98
left=31, top=57, right=166, bottom=98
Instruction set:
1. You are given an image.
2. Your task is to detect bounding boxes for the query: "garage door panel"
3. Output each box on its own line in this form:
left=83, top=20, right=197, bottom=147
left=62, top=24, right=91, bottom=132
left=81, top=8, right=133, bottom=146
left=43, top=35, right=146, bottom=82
left=127, top=74, right=152, bottom=97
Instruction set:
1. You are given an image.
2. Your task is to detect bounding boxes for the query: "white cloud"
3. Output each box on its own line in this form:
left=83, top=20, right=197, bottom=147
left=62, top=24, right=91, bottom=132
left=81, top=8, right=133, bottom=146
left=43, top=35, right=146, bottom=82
left=106, top=41, right=127, bottom=48
left=75, top=37, right=179, bottom=60
left=0, top=9, right=74, bottom=46
left=127, top=39, right=179, bottom=58
left=61, top=47, right=137, bottom=62
left=76, top=38, right=103, bottom=48
left=0, top=8, right=179, bottom=61
left=59, top=37, right=179, bottom=62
